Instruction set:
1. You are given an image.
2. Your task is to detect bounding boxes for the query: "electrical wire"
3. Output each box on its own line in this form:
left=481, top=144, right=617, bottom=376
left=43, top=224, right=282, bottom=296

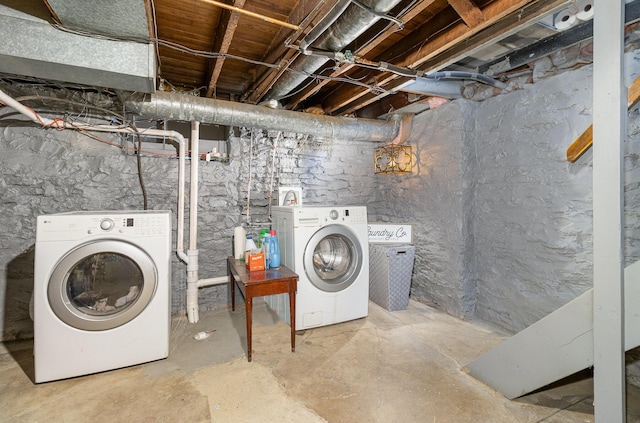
left=0, top=94, right=181, bottom=158
left=135, top=131, right=148, bottom=210
left=45, top=22, right=389, bottom=96
left=149, top=0, right=162, bottom=69
left=156, top=39, right=283, bottom=69
left=14, top=95, right=128, bottom=124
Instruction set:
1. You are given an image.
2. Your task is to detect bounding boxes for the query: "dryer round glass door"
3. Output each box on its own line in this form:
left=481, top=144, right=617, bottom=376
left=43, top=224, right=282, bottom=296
left=304, top=225, right=364, bottom=292
left=47, top=240, right=158, bottom=331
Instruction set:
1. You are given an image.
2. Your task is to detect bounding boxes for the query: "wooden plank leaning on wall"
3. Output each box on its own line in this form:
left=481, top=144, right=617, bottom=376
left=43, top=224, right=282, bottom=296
left=567, top=76, right=640, bottom=163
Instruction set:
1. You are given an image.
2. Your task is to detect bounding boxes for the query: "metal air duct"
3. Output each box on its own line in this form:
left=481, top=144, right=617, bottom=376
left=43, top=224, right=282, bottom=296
left=125, top=91, right=402, bottom=142
left=266, top=0, right=403, bottom=101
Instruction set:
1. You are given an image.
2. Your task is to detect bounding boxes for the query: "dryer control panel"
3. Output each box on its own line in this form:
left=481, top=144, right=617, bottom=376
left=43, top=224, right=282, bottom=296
left=36, top=210, right=170, bottom=241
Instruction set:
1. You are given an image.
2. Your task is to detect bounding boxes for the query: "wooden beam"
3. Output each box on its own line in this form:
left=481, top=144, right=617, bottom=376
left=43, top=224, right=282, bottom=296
left=205, top=0, right=246, bottom=98
left=566, top=76, right=640, bottom=162
left=321, top=0, right=534, bottom=114
left=447, top=0, right=485, bottom=28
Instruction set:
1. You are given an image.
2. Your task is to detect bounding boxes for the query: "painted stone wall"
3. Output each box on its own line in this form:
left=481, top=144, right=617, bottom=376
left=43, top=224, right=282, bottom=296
left=473, top=64, right=640, bottom=333
left=0, top=121, right=378, bottom=341
left=368, top=101, right=477, bottom=319
left=472, top=66, right=596, bottom=332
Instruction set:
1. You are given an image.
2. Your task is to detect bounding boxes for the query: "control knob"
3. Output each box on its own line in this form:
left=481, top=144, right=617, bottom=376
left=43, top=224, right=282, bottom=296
left=100, top=218, right=114, bottom=231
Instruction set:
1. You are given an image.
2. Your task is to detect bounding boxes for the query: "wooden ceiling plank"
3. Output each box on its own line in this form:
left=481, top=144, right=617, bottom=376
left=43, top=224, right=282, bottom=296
left=286, top=0, right=440, bottom=110
left=447, top=0, right=485, bottom=28
left=206, top=0, right=246, bottom=97
left=323, top=0, right=559, bottom=115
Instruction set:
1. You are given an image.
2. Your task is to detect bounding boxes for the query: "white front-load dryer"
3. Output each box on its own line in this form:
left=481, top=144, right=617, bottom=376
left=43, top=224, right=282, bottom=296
left=34, top=210, right=171, bottom=383
left=270, top=206, right=369, bottom=330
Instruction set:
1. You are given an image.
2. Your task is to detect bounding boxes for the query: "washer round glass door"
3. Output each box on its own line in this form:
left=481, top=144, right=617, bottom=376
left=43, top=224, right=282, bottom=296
left=48, top=240, right=157, bottom=331
left=303, top=225, right=363, bottom=292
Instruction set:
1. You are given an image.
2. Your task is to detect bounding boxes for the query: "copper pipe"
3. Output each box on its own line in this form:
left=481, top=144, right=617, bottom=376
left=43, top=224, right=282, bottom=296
left=201, top=0, right=301, bottom=30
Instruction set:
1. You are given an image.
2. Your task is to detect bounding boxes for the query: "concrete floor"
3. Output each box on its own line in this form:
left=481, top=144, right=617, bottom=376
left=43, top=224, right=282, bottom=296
left=2, top=299, right=640, bottom=422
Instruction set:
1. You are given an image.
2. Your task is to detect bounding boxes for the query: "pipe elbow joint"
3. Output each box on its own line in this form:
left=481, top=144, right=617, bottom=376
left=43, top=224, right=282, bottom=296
left=391, top=114, right=414, bottom=145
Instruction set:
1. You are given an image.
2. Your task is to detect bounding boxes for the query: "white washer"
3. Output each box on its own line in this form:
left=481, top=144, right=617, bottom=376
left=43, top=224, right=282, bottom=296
left=34, top=210, right=171, bottom=383
left=270, top=206, right=369, bottom=330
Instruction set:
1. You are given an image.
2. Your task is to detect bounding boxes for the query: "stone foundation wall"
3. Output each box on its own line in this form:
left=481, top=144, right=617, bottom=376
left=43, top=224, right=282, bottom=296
left=0, top=123, right=377, bottom=341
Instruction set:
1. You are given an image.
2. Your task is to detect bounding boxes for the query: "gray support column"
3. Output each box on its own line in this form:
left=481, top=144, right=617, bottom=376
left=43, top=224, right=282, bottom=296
left=592, top=2, right=626, bottom=422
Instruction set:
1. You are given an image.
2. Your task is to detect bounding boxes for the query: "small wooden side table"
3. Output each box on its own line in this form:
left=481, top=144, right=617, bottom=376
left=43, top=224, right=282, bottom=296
left=227, top=256, right=298, bottom=362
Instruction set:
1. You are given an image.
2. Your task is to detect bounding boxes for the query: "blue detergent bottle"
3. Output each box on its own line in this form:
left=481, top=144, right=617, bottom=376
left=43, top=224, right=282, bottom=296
left=269, top=229, right=281, bottom=268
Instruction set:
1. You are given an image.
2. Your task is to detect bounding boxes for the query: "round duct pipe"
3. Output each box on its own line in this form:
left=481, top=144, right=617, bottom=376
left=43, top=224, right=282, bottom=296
left=125, top=92, right=402, bottom=142
left=267, top=0, right=403, bottom=100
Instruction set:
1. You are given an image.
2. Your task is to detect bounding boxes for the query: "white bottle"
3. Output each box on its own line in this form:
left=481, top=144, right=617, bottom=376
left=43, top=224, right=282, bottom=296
left=245, top=235, right=257, bottom=258
left=234, top=226, right=246, bottom=260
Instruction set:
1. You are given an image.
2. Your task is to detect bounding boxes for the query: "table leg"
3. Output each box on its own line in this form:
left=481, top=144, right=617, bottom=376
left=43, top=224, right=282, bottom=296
left=246, top=296, right=253, bottom=362
left=229, top=263, right=235, bottom=312
left=289, top=284, right=296, bottom=352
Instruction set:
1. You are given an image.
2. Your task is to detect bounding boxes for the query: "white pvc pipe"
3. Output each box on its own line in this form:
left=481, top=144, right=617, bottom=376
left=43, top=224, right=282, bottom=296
left=186, top=121, right=200, bottom=323
left=0, top=89, right=56, bottom=126
left=189, top=121, right=199, bottom=251
left=197, top=276, right=229, bottom=288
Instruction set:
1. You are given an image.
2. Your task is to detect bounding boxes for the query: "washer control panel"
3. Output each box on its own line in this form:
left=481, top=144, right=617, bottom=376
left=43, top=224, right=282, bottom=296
left=289, top=206, right=368, bottom=226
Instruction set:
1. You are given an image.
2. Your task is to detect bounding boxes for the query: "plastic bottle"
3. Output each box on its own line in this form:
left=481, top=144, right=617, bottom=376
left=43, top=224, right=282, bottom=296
left=262, top=233, right=271, bottom=269
left=234, top=226, right=246, bottom=260
left=245, top=235, right=257, bottom=257
left=269, top=229, right=281, bottom=268
left=258, top=228, right=269, bottom=249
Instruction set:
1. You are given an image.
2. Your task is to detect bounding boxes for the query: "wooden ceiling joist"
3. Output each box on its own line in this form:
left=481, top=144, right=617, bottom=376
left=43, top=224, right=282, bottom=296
left=447, top=0, right=485, bottom=28
left=206, top=0, right=246, bottom=97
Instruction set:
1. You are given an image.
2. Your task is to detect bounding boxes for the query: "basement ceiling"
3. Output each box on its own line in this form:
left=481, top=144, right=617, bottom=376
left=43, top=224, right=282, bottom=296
left=0, top=0, right=626, bottom=119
